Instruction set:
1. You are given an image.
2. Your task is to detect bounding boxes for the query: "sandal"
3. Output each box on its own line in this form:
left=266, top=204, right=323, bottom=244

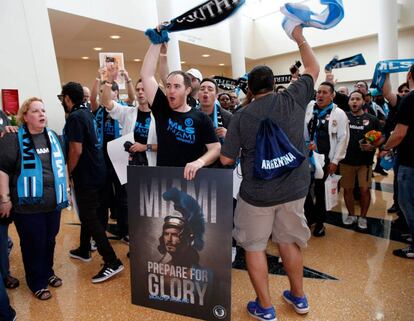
left=48, top=275, right=62, bottom=287
left=34, top=289, right=52, bottom=300
left=4, top=275, right=20, bottom=289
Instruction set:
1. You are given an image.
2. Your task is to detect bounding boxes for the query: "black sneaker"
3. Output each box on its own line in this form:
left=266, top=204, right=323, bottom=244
left=373, top=168, right=388, bottom=176
left=387, top=204, right=399, bottom=213
left=91, top=259, right=124, bottom=283
left=313, top=224, right=326, bottom=237
left=121, top=235, right=129, bottom=245
left=393, top=246, right=414, bottom=259
left=69, top=248, right=91, bottom=262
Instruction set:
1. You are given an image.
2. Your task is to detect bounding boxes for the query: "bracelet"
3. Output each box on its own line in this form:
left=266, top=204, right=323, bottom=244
left=105, top=82, right=113, bottom=87
left=298, top=40, right=307, bottom=48
left=159, top=53, right=167, bottom=57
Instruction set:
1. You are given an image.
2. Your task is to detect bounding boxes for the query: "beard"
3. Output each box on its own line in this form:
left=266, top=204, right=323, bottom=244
left=61, top=101, right=69, bottom=113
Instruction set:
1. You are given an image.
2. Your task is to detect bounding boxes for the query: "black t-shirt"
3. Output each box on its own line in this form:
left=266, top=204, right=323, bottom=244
left=395, top=91, right=414, bottom=167
left=131, top=110, right=151, bottom=166
left=64, top=105, right=106, bottom=188
left=0, top=131, right=59, bottom=214
left=150, top=88, right=218, bottom=166
left=341, top=112, right=381, bottom=165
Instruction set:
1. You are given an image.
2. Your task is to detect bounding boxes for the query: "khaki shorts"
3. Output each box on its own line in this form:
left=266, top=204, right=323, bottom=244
left=340, top=163, right=372, bottom=189
left=233, top=196, right=311, bottom=251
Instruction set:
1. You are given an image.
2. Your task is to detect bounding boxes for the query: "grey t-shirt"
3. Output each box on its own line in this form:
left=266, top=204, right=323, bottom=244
left=222, top=74, right=314, bottom=207
left=0, top=132, right=58, bottom=213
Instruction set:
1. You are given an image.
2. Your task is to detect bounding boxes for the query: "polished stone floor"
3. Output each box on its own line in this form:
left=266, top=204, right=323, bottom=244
left=6, top=170, right=414, bottom=321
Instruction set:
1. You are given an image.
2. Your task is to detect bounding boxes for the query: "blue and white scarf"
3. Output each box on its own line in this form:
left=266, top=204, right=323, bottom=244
left=95, top=106, right=121, bottom=146
left=17, top=126, right=68, bottom=209
left=145, top=0, right=245, bottom=44
left=325, top=54, right=366, bottom=71
left=370, top=59, right=414, bottom=89
left=281, top=0, right=344, bottom=40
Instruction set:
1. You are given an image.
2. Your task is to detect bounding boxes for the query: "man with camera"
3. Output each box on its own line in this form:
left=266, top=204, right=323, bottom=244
left=101, top=71, right=157, bottom=167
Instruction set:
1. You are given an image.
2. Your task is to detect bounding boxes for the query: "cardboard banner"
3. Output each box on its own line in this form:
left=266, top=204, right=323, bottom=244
left=128, top=167, right=233, bottom=320
left=107, top=132, right=134, bottom=185
left=98, top=52, right=126, bottom=89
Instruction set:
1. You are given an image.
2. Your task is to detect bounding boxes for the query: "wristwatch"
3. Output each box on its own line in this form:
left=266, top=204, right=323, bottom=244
left=146, top=144, right=152, bottom=152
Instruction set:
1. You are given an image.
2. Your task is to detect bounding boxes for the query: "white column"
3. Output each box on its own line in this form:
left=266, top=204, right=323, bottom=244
left=378, top=0, right=399, bottom=89
left=156, top=0, right=182, bottom=72
left=229, top=10, right=246, bottom=79
left=0, top=0, right=64, bottom=132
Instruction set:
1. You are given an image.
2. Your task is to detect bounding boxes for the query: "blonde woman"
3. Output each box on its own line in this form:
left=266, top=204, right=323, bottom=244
left=0, top=97, right=68, bottom=300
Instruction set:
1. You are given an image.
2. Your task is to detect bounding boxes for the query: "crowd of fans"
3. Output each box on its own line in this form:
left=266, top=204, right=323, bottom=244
left=0, top=24, right=413, bottom=321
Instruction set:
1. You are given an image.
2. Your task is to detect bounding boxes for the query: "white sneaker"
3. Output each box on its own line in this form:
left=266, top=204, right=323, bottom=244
left=343, top=215, right=357, bottom=226
left=358, top=217, right=368, bottom=230
left=232, top=247, right=237, bottom=263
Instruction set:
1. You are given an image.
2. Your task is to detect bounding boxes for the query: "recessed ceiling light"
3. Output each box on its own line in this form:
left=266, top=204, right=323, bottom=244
left=133, top=58, right=141, bottom=62
left=181, top=61, right=186, bottom=64
left=110, top=35, right=121, bottom=39
left=202, top=54, right=210, bottom=58
left=93, top=47, right=103, bottom=51
left=219, top=63, right=225, bottom=66
left=81, top=56, right=90, bottom=60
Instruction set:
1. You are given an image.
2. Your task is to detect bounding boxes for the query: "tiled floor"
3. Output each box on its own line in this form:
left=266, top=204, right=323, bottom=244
left=6, top=170, right=414, bottom=321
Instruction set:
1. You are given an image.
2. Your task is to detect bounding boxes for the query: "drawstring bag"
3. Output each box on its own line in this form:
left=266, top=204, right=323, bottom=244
left=254, top=118, right=305, bottom=180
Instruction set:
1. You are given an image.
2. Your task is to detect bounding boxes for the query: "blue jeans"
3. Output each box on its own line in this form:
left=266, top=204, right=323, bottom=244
left=0, top=224, right=9, bottom=279
left=397, top=165, right=414, bottom=247
left=13, top=210, right=61, bottom=293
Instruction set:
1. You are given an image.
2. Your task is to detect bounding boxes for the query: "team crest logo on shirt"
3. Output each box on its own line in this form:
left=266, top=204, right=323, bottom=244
left=363, top=119, right=370, bottom=126
left=185, top=118, right=194, bottom=127
left=332, top=120, right=337, bottom=127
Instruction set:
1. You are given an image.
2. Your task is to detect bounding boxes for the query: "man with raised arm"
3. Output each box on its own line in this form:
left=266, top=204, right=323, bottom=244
left=220, top=26, right=319, bottom=321
left=140, top=43, right=220, bottom=180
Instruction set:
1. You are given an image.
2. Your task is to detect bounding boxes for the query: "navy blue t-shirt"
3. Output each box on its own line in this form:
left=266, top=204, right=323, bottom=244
left=150, top=88, right=218, bottom=167
left=64, top=105, right=106, bottom=188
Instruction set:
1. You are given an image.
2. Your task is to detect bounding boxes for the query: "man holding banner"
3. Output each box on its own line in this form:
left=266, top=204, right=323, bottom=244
left=221, top=25, right=319, bottom=321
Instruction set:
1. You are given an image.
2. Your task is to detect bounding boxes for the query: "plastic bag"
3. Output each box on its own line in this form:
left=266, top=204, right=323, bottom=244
left=325, top=174, right=341, bottom=211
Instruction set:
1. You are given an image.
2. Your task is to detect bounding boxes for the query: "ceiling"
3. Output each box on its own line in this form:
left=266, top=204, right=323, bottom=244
left=48, top=9, right=247, bottom=68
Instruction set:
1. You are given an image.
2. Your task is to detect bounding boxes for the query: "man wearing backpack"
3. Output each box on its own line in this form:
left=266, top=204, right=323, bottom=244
left=221, top=25, right=319, bottom=321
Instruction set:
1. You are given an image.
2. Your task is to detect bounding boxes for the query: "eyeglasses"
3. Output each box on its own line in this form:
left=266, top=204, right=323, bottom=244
left=57, top=94, right=64, bottom=101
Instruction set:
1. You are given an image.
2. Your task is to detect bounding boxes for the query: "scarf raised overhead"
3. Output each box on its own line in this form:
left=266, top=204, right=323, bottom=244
left=145, top=0, right=245, bottom=44
left=281, top=0, right=344, bottom=40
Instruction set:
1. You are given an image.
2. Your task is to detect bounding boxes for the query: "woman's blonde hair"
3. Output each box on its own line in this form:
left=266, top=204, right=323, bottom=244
left=17, top=97, right=44, bottom=125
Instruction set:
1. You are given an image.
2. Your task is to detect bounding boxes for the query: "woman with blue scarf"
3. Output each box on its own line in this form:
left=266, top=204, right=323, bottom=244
left=0, top=97, right=68, bottom=301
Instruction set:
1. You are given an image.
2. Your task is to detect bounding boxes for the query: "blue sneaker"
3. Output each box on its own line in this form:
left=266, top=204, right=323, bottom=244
left=247, top=298, right=277, bottom=321
left=282, top=290, right=309, bottom=314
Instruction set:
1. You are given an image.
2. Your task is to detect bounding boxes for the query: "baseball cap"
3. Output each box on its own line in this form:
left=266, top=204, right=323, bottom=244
left=186, top=68, right=203, bottom=82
